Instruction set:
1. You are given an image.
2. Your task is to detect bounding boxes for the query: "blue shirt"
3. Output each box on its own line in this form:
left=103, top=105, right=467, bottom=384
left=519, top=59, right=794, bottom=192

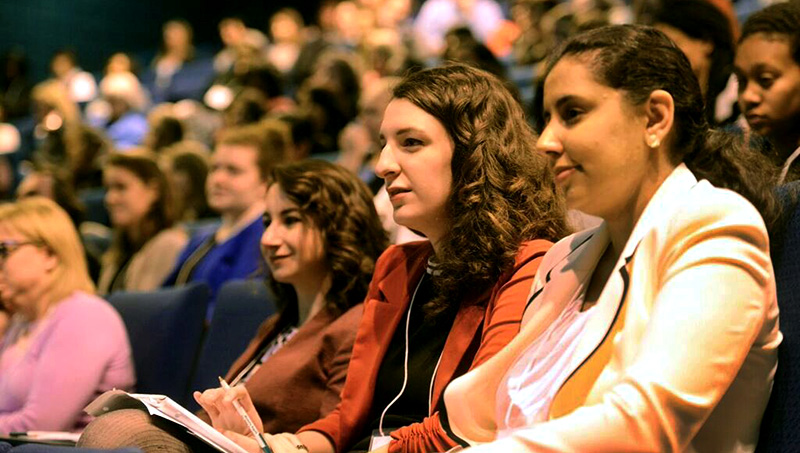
left=163, top=216, right=266, bottom=320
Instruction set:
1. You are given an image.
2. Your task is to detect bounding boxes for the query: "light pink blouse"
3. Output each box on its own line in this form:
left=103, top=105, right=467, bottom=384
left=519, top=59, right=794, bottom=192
left=0, top=291, right=135, bottom=432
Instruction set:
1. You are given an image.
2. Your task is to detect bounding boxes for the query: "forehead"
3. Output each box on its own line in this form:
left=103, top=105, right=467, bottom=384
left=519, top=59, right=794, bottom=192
left=213, top=143, right=258, bottom=166
left=104, top=165, right=141, bottom=182
left=380, top=98, right=441, bottom=133
left=265, top=184, right=298, bottom=211
left=736, top=33, right=798, bottom=69
left=542, top=57, right=614, bottom=107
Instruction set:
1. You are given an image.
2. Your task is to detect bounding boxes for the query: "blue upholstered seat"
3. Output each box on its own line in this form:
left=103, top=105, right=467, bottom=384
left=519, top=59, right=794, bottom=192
left=186, top=279, right=275, bottom=410
left=106, top=282, right=210, bottom=406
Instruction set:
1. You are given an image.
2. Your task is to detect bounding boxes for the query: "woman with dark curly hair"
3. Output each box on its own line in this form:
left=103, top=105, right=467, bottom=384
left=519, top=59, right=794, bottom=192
left=199, top=64, right=569, bottom=453
left=79, top=159, right=389, bottom=451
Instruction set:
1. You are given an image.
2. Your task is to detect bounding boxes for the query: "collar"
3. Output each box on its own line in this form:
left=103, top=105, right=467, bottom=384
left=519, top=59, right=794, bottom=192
left=619, top=163, right=698, bottom=262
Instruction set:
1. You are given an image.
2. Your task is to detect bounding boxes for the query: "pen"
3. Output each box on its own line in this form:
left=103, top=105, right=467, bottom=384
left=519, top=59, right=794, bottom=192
left=218, top=376, right=272, bottom=453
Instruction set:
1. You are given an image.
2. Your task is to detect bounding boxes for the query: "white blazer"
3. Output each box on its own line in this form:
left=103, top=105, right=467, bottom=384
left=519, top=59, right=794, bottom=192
left=444, top=164, right=781, bottom=453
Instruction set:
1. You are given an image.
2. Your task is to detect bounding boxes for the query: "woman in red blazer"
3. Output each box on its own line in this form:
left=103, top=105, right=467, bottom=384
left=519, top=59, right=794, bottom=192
left=199, top=64, right=570, bottom=453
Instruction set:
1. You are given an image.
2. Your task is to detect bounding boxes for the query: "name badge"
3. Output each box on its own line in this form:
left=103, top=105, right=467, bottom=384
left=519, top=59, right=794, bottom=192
left=369, top=429, right=393, bottom=450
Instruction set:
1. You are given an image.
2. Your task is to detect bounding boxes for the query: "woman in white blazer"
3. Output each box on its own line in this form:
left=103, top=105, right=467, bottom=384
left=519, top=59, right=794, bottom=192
left=442, top=25, right=782, bottom=453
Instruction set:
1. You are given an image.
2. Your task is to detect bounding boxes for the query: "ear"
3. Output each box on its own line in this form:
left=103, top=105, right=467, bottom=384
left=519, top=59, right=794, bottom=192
left=643, top=89, right=675, bottom=149
left=145, top=180, right=161, bottom=205
left=44, top=250, right=59, bottom=273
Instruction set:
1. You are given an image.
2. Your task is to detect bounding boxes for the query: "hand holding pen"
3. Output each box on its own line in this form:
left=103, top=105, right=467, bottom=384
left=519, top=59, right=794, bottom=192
left=217, top=377, right=273, bottom=453
left=194, top=379, right=270, bottom=453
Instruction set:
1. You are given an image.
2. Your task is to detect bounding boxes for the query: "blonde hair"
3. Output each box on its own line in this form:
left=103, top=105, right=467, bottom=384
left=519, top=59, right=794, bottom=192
left=0, top=197, right=94, bottom=305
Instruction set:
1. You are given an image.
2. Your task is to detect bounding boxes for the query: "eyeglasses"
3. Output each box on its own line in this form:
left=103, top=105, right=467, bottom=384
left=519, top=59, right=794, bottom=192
left=0, top=240, right=45, bottom=262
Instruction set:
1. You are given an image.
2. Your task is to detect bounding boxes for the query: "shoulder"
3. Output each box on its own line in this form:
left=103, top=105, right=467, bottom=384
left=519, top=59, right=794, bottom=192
left=675, top=181, right=766, bottom=231
left=51, top=292, right=126, bottom=331
left=154, top=227, right=190, bottom=245
left=514, top=239, right=554, bottom=265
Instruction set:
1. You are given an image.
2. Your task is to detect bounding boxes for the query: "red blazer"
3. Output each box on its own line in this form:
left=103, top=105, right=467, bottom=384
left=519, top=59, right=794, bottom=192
left=299, top=239, right=551, bottom=453
left=224, top=304, right=363, bottom=434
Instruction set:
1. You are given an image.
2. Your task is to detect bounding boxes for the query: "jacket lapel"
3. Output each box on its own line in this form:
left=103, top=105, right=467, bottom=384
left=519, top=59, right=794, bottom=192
left=549, top=164, right=700, bottom=418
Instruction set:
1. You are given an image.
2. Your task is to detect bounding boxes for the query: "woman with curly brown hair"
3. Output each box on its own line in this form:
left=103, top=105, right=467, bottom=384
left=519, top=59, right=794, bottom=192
left=199, top=64, right=569, bottom=453
left=79, top=159, right=389, bottom=451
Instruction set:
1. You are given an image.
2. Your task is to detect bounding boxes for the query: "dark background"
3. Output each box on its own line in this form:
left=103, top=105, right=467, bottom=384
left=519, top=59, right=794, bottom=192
left=0, top=0, right=321, bottom=83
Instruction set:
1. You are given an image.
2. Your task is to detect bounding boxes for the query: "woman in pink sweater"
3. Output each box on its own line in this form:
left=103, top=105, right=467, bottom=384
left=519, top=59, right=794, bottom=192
left=0, top=197, right=134, bottom=432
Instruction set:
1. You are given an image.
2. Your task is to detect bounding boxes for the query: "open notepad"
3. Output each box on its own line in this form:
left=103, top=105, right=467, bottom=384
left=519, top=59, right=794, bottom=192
left=85, top=390, right=250, bottom=453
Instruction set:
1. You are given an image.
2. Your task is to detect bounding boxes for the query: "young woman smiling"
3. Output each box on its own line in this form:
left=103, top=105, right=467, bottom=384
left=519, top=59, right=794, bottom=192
left=442, top=24, right=781, bottom=453
left=79, top=160, right=388, bottom=450
left=198, top=64, right=570, bottom=453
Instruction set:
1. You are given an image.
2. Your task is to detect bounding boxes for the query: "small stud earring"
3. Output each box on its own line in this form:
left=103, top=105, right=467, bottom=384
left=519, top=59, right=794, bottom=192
left=648, top=134, right=660, bottom=148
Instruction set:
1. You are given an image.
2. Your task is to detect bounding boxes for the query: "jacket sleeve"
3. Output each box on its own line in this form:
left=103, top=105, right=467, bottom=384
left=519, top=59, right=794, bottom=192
left=388, top=241, right=551, bottom=453
left=462, top=196, right=778, bottom=452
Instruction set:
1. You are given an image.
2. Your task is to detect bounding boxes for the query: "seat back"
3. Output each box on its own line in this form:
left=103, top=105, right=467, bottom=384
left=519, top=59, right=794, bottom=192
left=187, top=280, right=275, bottom=408
left=106, top=283, right=210, bottom=406
left=757, top=181, right=800, bottom=451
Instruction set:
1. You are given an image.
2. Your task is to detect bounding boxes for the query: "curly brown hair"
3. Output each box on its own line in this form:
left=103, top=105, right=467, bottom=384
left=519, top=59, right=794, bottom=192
left=392, top=64, right=570, bottom=314
left=267, top=160, right=389, bottom=321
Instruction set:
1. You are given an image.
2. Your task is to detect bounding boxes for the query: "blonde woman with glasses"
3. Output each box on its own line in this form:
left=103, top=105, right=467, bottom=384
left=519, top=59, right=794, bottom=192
left=0, top=197, right=134, bottom=433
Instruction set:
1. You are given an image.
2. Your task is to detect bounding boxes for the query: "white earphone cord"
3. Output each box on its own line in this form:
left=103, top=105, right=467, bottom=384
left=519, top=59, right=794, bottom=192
left=377, top=275, right=444, bottom=437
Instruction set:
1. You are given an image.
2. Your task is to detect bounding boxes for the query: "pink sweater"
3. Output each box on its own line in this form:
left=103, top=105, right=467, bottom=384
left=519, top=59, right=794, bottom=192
left=0, top=291, right=135, bottom=432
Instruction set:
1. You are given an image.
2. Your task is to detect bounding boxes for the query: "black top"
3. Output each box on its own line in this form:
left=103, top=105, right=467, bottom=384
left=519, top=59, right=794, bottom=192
left=349, top=271, right=459, bottom=452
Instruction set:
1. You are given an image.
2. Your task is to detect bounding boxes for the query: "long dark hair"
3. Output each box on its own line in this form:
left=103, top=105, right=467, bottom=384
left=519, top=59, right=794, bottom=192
left=392, top=64, right=570, bottom=313
left=105, top=151, right=176, bottom=264
left=268, top=160, right=389, bottom=324
left=545, top=24, right=780, bottom=230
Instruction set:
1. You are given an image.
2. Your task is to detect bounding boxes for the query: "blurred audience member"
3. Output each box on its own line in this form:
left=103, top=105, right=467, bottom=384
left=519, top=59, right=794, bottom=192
left=509, top=0, right=559, bottom=64
left=337, top=76, right=396, bottom=191
left=88, top=72, right=150, bottom=150
left=163, top=124, right=287, bottom=320
left=735, top=2, right=800, bottom=183
left=0, top=197, right=134, bottom=432
left=413, top=0, right=506, bottom=58
left=268, top=9, right=306, bottom=76
left=15, top=163, right=102, bottom=282
left=443, top=27, right=508, bottom=81
left=144, top=108, right=185, bottom=152
left=653, top=0, right=737, bottom=124
left=214, top=17, right=269, bottom=77
left=0, top=50, right=32, bottom=121
left=99, top=151, right=188, bottom=293
left=49, top=49, right=97, bottom=104
left=160, top=140, right=214, bottom=222
left=31, top=80, right=111, bottom=189
left=105, top=52, right=139, bottom=76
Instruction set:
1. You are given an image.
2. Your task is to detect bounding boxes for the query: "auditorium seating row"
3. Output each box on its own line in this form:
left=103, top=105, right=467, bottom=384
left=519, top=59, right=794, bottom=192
left=104, top=279, right=276, bottom=410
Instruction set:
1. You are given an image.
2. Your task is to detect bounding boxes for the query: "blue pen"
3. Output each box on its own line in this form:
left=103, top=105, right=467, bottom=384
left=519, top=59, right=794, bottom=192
left=218, top=377, right=272, bottom=453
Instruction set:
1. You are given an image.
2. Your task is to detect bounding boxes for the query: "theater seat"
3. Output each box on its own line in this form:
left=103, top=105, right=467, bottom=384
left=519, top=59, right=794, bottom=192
left=186, top=279, right=276, bottom=410
left=757, top=181, right=800, bottom=452
left=106, top=283, right=210, bottom=407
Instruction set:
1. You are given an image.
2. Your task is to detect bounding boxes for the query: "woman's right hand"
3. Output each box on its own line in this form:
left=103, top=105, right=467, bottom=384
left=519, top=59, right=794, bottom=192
left=193, top=385, right=263, bottom=436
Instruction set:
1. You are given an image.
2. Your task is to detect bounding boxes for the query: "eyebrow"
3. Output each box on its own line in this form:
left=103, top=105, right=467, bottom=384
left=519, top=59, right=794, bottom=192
left=379, top=126, right=426, bottom=140
left=553, top=95, right=580, bottom=110
left=279, top=208, right=300, bottom=216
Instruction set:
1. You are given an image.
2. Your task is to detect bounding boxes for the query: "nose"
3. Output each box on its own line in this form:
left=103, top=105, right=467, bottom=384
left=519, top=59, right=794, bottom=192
left=739, top=81, right=761, bottom=111
left=260, top=222, right=281, bottom=253
left=536, top=124, right=563, bottom=161
left=375, top=143, right=400, bottom=182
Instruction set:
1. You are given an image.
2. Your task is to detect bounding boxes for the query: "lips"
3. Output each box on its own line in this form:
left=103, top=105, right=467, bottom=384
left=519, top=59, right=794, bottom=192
left=553, top=165, right=578, bottom=184
left=387, top=186, right=411, bottom=202
left=745, top=114, right=769, bottom=129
